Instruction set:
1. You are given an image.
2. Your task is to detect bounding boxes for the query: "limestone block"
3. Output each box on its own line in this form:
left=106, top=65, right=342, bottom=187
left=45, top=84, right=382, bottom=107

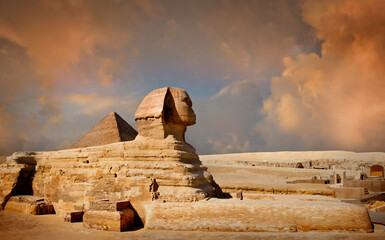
left=372, top=205, right=385, bottom=212
left=0, top=164, right=22, bottom=208
left=334, top=187, right=366, bottom=199
left=368, top=201, right=385, bottom=212
left=236, top=190, right=243, bottom=200
left=89, top=200, right=131, bottom=212
left=145, top=199, right=373, bottom=232
left=64, top=211, right=84, bottom=222
left=4, top=196, right=54, bottom=215
left=83, top=209, right=135, bottom=231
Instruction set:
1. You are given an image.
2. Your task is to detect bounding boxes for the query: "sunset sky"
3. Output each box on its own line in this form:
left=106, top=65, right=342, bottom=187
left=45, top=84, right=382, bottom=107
left=0, top=0, right=384, bottom=155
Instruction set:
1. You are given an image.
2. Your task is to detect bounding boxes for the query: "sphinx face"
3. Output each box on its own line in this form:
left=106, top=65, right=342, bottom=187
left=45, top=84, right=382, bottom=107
left=168, top=87, right=196, bottom=126
left=135, top=87, right=196, bottom=141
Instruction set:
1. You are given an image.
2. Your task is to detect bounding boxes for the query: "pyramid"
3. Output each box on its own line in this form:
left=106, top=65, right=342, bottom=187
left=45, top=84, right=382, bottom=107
left=71, top=112, right=138, bottom=148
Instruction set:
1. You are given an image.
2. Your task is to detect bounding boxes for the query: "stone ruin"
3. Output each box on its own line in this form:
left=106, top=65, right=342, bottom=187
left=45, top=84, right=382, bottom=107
left=0, top=87, right=374, bottom=233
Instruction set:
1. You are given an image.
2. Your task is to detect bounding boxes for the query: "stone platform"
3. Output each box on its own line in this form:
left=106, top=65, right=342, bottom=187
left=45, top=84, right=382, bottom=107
left=145, top=198, right=373, bottom=232
left=83, top=200, right=137, bottom=231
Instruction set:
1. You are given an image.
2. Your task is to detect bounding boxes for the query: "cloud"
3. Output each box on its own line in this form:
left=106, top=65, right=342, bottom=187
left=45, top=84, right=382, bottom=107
left=198, top=0, right=318, bottom=83
left=189, top=80, right=263, bottom=154
left=260, top=0, right=385, bottom=151
left=0, top=105, right=22, bottom=155
left=0, top=0, right=160, bottom=73
left=68, top=92, right=138, bottom=116
left=69, top=93, right=116, bottom=115
left=97, top=58, right=120, bottom=87
left=0, top=0, right=159, bottom=154
left=0, top=0, right=160, bottom=123
left=219, top=42, right=251, bottom=73
left=1, top=0, right=382, bottom=155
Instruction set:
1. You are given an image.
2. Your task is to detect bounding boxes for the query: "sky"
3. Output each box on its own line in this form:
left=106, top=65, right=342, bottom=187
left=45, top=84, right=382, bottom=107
left=0, top=0, right=384, bottom=155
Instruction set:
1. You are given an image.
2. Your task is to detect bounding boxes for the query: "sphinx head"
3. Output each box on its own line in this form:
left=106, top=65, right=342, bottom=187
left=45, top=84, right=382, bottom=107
left=135, top=87, right=196, bottom=141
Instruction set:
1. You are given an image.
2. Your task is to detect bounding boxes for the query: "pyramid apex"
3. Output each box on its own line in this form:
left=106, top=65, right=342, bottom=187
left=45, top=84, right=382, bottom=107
left=71, top=112, right=137, bottom=149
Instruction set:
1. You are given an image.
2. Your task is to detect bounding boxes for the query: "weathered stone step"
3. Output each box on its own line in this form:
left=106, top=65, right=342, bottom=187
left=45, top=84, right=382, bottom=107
left=4, top=195, right=54, bottom=215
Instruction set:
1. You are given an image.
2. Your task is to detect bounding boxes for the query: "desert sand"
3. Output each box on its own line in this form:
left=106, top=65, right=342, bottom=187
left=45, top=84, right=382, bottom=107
left=1, top=210, right=385, bottom=240
left=201, top=151, right=385, bottom=194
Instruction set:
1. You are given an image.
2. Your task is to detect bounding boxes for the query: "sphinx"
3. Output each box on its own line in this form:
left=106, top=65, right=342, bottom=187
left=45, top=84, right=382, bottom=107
left=0, top=87, right=222, bottom=218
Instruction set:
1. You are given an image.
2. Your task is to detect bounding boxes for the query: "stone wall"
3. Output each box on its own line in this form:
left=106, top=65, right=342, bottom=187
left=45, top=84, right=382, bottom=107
left=334, top=187, right=367, bottom=199
left=344, top=179, right=385, bottom=192
left=0, top=135, right=220, bottom=217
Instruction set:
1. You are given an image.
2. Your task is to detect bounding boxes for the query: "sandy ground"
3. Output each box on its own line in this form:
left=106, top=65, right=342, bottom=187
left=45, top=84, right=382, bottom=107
left=200, top=151, right=383, bottom=195
left=205, top=164, right=335, bottom=195
left=0, top=210, right=384, bottom=240
left=1, top=151, right=384, bottom=239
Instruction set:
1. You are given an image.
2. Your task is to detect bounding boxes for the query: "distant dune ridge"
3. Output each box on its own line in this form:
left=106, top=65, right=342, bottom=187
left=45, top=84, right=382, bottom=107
left=200, top=151, right=385, bottom=170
